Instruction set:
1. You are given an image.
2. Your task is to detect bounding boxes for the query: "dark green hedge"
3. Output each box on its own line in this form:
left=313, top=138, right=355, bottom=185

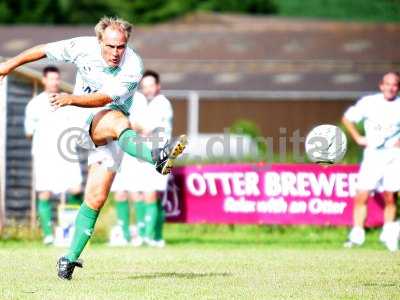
left=3, top=0, right=398, bottom=25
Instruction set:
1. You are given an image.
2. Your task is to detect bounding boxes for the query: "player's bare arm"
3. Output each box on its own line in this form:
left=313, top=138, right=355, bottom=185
left=341, top=116, right=367, bottom=146
left=49, top=92, right=112, bottom=109
left=0, top=45, right=46, bottom=82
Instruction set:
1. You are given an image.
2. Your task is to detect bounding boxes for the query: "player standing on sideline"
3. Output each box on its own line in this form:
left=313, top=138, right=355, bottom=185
left=342, top=72, right=400, bottom=251
left=109, top=91, right=148, bottom=246
left=0, top=16, right=187, bottom=280
left=112, top=70, right=172, bottom=247
left=25, top=66, right=84, bottom=245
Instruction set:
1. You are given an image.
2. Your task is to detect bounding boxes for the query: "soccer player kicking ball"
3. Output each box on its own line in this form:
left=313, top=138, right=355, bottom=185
left=342, top=72, right=400, bottom=251
left=0, top=17, right=187, bottom=280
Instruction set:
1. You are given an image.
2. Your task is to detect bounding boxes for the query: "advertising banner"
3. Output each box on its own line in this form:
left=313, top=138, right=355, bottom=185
left=165, top=163, right=384, bottom=227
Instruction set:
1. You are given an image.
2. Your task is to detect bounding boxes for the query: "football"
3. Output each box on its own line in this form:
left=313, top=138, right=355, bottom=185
left=305, top=124, right=347, bottom=164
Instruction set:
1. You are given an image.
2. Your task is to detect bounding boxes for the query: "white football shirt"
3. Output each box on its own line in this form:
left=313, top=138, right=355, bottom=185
left=344, top=93, right=400, bottom=149
left=25, top=92, right=78, bottom=157
left=44, top=36, right=143, bottom=116
left=130, top=92, right=173, bottom=145
left=25, top=91, right=57, bottom=155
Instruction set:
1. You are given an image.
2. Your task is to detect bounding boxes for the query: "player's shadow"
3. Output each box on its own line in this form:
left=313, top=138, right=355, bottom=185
left=363, top=282, right=397, bottom=287
left=127, top=272, right=231, bottom=280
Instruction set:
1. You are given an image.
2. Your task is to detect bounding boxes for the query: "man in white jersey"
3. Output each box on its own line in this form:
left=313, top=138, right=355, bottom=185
left=112, top=70, right=172, bottom=247
left=109, top=91, right=147, bottom=246
left=25, top=66, right=83, bottom=245
left=342, top=72, right=400, bottom=251
left=0, top=17, right=187, bottom=280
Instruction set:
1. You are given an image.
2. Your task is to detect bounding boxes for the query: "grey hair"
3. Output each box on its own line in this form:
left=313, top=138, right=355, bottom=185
left=95, top=16, right=133, bottom=41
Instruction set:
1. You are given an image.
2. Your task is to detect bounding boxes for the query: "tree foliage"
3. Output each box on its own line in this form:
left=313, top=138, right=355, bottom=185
left=0, top=0, right=277, bottom=24
left=1, top=0, right=398, bottom=24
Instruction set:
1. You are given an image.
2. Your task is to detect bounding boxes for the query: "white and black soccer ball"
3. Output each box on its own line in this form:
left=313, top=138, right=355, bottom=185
left=305, top=124, right=347, bottom=164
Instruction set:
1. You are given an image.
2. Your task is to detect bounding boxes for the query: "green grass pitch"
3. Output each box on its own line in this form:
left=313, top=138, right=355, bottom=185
left=0, top=226, right=399, bottom=300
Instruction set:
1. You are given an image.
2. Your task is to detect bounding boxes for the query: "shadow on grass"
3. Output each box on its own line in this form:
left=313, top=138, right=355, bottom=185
left=166, top=237, right=341, bottom=247
left=127, top=272, right=231, bottom=280
left=164, top=236, right=385, bottom=250
left=363, top=282, right=398, bottom=287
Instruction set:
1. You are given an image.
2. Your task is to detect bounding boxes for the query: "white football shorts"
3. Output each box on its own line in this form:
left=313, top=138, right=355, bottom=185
left=357, top=148, right=400, bottom=192
left=33, top=151, right=82, bottom=193
left=74, top=108, right=124, bottom=171
left=112, top=155, right=168, bottom=192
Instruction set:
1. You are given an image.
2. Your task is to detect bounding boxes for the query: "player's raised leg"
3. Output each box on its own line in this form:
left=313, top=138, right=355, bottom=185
left=90, top=109, right=154, bottom=162
left=90, top=109, right=187, bottom=175
left=57, top=163, right=116, bottom=280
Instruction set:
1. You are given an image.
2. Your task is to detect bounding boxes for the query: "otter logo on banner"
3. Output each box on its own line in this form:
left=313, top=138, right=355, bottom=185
left=162, top=175, right=181, bottom=218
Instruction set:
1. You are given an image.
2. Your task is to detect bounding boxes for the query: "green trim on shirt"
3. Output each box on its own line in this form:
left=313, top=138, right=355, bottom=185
left=107, top=96, right=133, bottom=116
left=85, top=113, right=95, bottom=125
left=103, top=66, right=121, bottom=76
left=45, top=51, right=57, bottom=62
left=127, top=82, right=138, bottom=92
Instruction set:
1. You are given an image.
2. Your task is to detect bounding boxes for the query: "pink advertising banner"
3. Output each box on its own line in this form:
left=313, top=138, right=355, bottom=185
left=165, top=163, right=385, bottom=227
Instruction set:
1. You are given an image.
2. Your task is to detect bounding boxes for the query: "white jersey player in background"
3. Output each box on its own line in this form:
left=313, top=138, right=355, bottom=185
left=342, top=72, right=400, bottom=251
left=112, top=70, right=173, bottom=248
left=0, top=17, right=187, bottom=280
left=24, top=66, right=83, bottom=245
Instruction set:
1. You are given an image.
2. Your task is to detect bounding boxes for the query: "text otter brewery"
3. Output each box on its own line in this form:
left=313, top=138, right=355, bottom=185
left=166, top=163, right=384, bottom=227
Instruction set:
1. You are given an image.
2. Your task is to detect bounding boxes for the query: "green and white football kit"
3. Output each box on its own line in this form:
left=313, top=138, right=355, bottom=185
left=45, top=36, right=144, bottom=169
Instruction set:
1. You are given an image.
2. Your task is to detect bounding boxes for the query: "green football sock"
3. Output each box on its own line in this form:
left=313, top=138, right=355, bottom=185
left=144, top=202, right=158, bottom=240
left=154, top=200, right=165, bottom=241
left=66, top=193, right=83, bottom=205
left=134, top=201, right=146, bottom=238
left=116, top=200, right=131, bottom=241
left=118, top=129, right=154, bottom=164
left=66, top=202, right=99, bottom=262
left=37, top=199, right=53, bottom=237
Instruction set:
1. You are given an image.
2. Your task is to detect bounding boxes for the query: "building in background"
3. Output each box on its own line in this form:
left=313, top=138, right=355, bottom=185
left=1, top=15, right=399, bottom=153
